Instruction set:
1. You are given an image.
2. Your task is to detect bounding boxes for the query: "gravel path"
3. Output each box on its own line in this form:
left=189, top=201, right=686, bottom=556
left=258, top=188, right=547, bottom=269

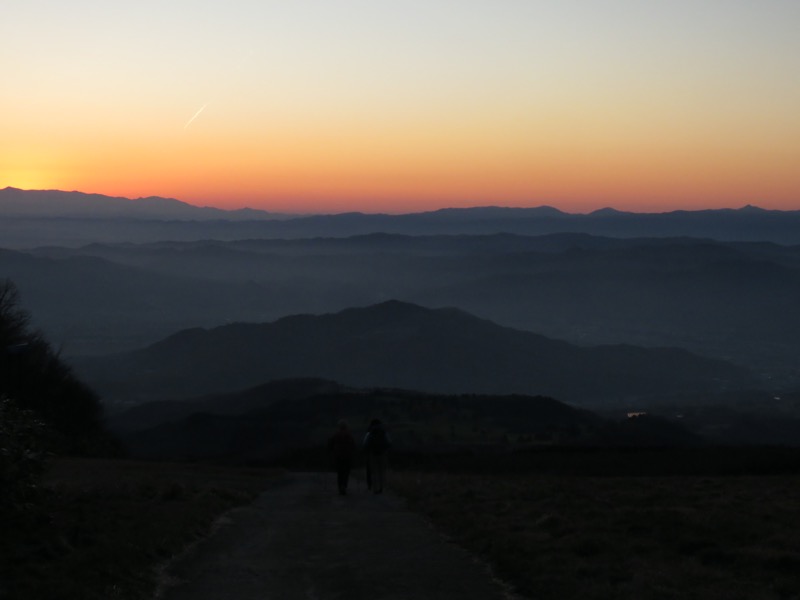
left=156, top=472, right=520, bottom=600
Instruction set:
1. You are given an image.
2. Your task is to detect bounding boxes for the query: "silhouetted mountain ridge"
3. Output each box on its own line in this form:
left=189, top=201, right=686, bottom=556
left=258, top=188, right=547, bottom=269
left=0, top=187, right=281, bottom=221
left=4, top=188, right=800, bottom=246
left=75, top=301, right=754, bottom=406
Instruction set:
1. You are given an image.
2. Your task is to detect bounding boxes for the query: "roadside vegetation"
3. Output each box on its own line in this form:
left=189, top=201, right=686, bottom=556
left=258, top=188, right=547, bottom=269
left=0, top=280, right=282, bottom=599
left=392, top=469, right=800, bottom=600
left=1, top=458, right=280, bottom=600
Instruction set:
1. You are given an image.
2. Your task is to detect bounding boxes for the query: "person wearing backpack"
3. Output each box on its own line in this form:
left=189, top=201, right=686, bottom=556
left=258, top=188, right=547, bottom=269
left=363, top=418, right=391, bottom=494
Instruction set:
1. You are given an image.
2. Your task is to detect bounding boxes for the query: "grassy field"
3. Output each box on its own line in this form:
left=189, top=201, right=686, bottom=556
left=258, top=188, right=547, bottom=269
left=5, top=453, right=800, bottom=600
left=1, top=458, right=281, bottom=600
left=392, top=471, right=800, bottom=600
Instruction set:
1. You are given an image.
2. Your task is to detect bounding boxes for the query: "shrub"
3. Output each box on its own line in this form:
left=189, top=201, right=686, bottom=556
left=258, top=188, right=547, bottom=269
left=0, top=396, right=49, bottom=515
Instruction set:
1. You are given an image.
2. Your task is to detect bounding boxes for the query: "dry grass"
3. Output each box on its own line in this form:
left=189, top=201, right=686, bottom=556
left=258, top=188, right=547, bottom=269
left=1, top=458, right=282, bottom=600
left=392, top=471, right=800, bottom=600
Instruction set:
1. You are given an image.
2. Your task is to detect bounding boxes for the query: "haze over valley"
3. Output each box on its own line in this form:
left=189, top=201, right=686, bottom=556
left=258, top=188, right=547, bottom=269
left=2, top=187, right=800, bottom=459
left=2, top=188, right=799, bottom=451
left=2, top=190, right=797, bottom=390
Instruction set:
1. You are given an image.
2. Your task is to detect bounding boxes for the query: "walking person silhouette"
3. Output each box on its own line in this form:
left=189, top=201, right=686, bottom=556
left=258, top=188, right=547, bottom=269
left=328, top=420, right=356, bottom=495
left=363, top=419, right=391, bottom=494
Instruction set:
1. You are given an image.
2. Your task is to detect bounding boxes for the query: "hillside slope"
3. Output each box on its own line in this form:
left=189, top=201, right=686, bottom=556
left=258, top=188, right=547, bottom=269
left=76, top=301, right=754, bottom=405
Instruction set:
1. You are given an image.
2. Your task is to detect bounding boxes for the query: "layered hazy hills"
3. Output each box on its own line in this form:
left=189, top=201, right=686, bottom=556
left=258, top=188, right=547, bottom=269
left=75, top=301, right=753, bottom=406
left=8, top=234, right=800, bottom=386
left=3, top=187, right=800, bottom=247
left=0, top=246, right=278, bottom=354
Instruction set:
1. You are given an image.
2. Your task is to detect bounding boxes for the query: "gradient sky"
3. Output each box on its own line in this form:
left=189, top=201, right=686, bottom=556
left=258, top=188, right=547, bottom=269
left=2, top=1, right=799, bottom=213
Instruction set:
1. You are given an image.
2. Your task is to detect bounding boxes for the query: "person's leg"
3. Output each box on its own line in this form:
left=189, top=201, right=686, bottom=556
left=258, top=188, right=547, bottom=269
left=368, top=454, right=380, bottom=493
left=372, top=454, right=386, bottom=493
left=341, top=458, right=351, bottom=493
left=336, top=459, right=348, bottom=494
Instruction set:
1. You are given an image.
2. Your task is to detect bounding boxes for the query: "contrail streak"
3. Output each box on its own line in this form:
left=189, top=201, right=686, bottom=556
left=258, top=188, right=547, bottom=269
left=183, top=103, right=208, bottom=130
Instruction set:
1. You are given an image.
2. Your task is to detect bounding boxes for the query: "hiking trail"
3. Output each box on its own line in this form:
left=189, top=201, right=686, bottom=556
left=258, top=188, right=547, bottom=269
left=156, top=472, right=522, bottom=600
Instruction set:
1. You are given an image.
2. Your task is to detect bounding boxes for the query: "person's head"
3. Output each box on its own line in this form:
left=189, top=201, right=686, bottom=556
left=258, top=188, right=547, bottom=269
left=338, top=419, right=348, bottom=431
left=369, top=418, right=382, bottom=428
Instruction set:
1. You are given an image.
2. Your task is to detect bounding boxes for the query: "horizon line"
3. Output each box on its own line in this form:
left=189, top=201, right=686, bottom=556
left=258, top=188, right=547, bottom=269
left=0, top=186, right=790, bottom=217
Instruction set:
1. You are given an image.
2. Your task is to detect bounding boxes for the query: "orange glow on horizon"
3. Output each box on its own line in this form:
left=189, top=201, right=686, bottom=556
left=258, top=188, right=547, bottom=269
left=4, top=1, right=799, bottom=215
left=4, top=111, right=797, bottom=215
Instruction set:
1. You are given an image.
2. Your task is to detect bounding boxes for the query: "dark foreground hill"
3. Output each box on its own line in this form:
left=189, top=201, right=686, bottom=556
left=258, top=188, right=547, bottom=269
left=110, top=377, right=800, bottom=463
left=109, top=378, right=710, bottom=461
left=76, top=301, right=754, bottom=406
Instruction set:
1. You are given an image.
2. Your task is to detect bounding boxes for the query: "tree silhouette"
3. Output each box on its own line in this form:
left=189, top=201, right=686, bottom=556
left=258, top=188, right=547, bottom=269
left=0, top=279, right=114, bottom=455
left=0, top=278, right=30, bottom=347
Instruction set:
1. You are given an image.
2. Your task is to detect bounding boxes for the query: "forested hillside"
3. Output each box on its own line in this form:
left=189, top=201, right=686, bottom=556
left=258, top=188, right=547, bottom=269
left=0, top=280, right=116, bottom=513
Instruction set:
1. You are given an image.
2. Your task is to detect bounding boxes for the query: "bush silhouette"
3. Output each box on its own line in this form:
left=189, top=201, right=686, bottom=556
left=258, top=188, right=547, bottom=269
left=0, top=396, right=49, bottom=515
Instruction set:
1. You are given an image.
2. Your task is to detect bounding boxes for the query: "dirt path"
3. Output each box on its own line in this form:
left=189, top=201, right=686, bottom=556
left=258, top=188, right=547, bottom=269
left=156, top=472, right=521, bottom=600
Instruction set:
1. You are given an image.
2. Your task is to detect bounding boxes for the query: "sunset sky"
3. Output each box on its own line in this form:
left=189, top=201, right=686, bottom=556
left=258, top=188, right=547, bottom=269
left=3, top=1, right=799, bottom=213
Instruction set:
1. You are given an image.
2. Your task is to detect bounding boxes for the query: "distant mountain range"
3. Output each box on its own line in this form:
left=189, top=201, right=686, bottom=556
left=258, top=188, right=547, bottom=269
left=74, top=301, right=754, bottom=406
left=0, top=187, right=282, bottom=221
left=3, top=187, right=800, bottom=246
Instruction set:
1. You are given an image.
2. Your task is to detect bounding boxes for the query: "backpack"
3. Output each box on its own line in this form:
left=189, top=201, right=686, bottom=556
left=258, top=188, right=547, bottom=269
left=366, top=428, right=389, bottom=454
